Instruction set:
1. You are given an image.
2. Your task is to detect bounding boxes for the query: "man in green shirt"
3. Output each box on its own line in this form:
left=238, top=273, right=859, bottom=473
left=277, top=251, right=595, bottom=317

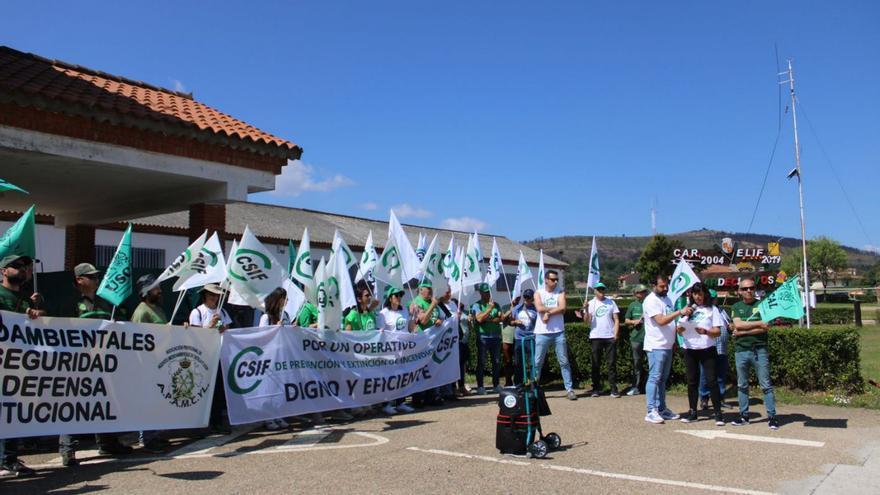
left=131, top=274, right=170, bottom=452
left=471, top=283, right=502, bottom=394
left=730, top=278, right=778, bottom=430
left=298, top=301, right=319, bottom=327
left=410, top=280, right=442, bottom=332
left=624, top=284, right=649, bottom=396
left=0, top=255, right=40, bottom=478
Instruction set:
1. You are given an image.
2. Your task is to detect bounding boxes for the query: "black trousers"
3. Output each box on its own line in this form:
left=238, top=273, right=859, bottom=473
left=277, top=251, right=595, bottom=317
left=630, top=341, right=647, bottom=392
left=684, top=347, right=721, bottom=414
left=590, top=338, right=617, bottom=392
left=210, top=367, right=227, bottom=427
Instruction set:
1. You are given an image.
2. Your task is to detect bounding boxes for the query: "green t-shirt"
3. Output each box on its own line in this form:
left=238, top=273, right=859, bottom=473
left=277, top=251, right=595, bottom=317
left=471, top=301, right=502, bottom=337
left=75, top=295, right=116, bottom=320
left=0, top=284, right=30, bottom=313
left=298, top=302, right=319, bottom=327
left=412, top=296, right=440, bottom=332
left=131, top=302, right=168, bottom=324
left=625, top=301, right=645, bottom=345
left=731, top=299, right=768, bottom=352
left=344, top=309, right=376, bottom=331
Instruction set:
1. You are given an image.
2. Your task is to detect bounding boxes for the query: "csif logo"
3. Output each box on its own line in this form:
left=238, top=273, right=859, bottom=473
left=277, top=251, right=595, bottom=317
left=670, top=273, right=691, bottom=295
left=230, top=249, right=273, bottom=282
left=190, top=247, right=219, bottom=274
left=382, top=246, right=401, bottom=270
left=590, top=253, right=599, bottom=275
left=432, top=326, right=459, bottom=364
left=295, top=250, right=313, bottom=279
left=227, top=346, right=272, bottom=395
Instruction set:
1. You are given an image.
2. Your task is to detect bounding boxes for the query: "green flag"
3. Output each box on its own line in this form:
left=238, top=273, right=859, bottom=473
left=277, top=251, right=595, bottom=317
left=758, top=276, right=804, bottom=322
left=287, top=239, right=296, bottom=278
left=0, top=205, right=36, bottom=260
left=0, top=179, right=28, bottom=194
left=97, top=224, right=133, bottom=307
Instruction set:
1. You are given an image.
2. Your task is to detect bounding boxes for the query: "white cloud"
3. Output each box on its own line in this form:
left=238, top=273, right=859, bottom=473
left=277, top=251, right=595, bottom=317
left=441, top=216, right=487, bottom=232
left=171, top=79, right=187, bottom=93
left=393, top=203, right=432, bottom=219
left=271, top=160, right=355, bottom=197
left=360, top=202, right=378, bottom=211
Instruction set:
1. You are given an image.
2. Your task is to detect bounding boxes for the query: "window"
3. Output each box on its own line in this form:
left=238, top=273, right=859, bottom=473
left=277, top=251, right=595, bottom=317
left=95, top=246, right=166, bottom=270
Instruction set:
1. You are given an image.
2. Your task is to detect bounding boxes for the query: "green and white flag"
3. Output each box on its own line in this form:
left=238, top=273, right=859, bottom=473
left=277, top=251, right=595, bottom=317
left=330, top=230, right=357, bottom=270
left=156, top=230, right=207, bottom=285
left=0, top=205, right=36, bottom=260
left=438, top=236, right=457, bottom=282
left=669, top=258, right=699, bottom=304
left=758, top=276, right=804, bottom=322
left=420, top=234, right=449, bottom=296
left=355, top=230, right=378, bottom=284
left=175, top=232, right=227, bottom=291
left=484, top=237, right=504, bottom=286
left=415, top=233, right=428, bottom=262
left=315, top=257, right=329, bottom=329
left=227, top=226, right=285, bottom=311
left=223, top=239, right=248, bottom=307
left=331, top=245, right=357, bottom=313
left=472, top=230, right=483, bottom=265
left=0, top=179, right=28, bottom=194
left=463, top=233, right=483, bottom=287
left=586, top=236, right=600, bottom=290
left=537, top=249, right=546, bottom=291
left=374, top=237, right=404, bottom=288
left=292, top=227, right=316, bottom=305
left=287, top=239, right=296, bottom=278
left=96, top=224, right=132, bottom=307
left=512, top=250, right=533, bottom=300
left=388, top=210, right=420, bottom=282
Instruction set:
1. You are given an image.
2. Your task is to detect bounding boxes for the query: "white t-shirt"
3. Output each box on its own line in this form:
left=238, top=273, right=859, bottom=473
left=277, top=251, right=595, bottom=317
left=188, top=304, right=232, bottom=328
left=642, top=292, right=675, bottom=351
left=258, top=311, right=291, bottom=327
left=534, top=288, right=565, bottom=335
left=378, top=307, right=411, bottom=332
left=588, top=298, right=619, bottom=339
left=679, top=305, right=722, bottom=350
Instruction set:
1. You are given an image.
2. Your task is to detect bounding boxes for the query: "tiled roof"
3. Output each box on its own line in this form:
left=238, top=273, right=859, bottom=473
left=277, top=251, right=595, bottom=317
left=0, top=46, right=300, bottom=158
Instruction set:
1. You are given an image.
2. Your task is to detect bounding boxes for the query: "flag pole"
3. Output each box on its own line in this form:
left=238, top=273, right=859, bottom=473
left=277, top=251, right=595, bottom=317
left=110, top=305, right=117, bottom=322
left=168, top=289, right=186, bottom=325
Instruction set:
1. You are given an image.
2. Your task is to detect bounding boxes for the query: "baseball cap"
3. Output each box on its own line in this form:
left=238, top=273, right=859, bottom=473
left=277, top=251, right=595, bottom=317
left=522, top=288, right=535, bottom=299
left=594, top=282, right=607, bottom=290
left=74, top=263, right=101, bottom=277
left=0, top=254, right=33, bottom=268
left=136, top=273, right=158, bottom=298
left=632, top=284, right=649, bottom=294
left=477, top=283, right=491, bottom=293
left=418, top=280, right=432, bottom=288
left=384, top=285, right=405, bottom=298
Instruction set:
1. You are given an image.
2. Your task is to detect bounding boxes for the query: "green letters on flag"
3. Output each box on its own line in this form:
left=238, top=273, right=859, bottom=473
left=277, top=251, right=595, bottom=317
left=0, top=205, right=36, bottom=260
left=759, top=276, right=805, bottom=322
left=96, top=224, right=133, bottom=306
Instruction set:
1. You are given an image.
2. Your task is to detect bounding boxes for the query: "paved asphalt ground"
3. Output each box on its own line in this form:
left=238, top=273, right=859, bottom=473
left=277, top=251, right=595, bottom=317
left=4, top=389, right=879, bottom=494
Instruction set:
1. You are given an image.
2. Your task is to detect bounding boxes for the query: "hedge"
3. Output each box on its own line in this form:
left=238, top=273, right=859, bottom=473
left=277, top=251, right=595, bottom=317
left=466, top=324, right=864, bottom=394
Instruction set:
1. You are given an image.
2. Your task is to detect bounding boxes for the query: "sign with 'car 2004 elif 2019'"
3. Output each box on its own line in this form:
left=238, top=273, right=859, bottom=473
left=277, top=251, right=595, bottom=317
left=220, top=320, right=460, bottom=425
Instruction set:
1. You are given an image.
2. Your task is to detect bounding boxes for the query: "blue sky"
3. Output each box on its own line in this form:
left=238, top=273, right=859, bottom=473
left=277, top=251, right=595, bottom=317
left=5, top=2, right=879, bottom=250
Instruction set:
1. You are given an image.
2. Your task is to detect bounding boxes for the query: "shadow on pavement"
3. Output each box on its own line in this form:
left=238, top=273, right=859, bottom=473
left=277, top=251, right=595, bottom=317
left=381, top=420, right=436, bottom=431
left=158, top=470, right=224, bottom=481
left=777, top=413, right=848, bottom=428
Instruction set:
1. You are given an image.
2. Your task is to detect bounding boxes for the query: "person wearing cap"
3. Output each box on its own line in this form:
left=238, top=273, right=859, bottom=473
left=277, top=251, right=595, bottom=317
left=533, top=269, right=577, bottom=400
left=131, top=273, right=170, bottom=452
left=189, top=283, right=234, bottom=433
left=410, top=280, right=443, bottom=331
left=624, top=284, right=649, bottom=396
left=699, top=289, right=732, bottom=411
left=471, top=282, right=503, bottom=395
left=510, top=289, right=538, bottom=386
left=0, top=254, right=41, bottom=478
left=377, top=285, right=417, bottom=415
left=579, top=282, right=621, bottom=398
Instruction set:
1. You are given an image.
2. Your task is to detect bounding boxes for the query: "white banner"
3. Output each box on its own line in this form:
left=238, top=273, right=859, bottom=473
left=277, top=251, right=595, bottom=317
left=221, top=320, right=461, bottom=425
left=0, top=310, right=220, bottom=438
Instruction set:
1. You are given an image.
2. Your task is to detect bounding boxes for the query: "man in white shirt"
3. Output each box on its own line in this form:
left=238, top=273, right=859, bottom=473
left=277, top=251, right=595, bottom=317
left=533, top=270, right=577, bottom=401
left=188, top=283, right=233, bottom=433
left=642, top=275, right=694, bottom=424
left=579, top=282, right=620, bottom=397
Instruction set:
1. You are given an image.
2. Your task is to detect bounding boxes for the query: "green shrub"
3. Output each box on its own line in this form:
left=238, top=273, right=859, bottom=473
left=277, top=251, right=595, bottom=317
left=810, top=307, right=853, bottom=325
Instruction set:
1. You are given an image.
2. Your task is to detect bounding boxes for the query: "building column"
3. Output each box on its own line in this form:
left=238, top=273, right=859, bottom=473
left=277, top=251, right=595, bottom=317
left=64, top=224, right=96, bottom=270
left=188, top=203, right=226, bottom=242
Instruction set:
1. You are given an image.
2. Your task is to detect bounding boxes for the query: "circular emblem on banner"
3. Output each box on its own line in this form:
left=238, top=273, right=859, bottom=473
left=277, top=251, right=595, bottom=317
left=157, top=346, right=210, bottom=408
left=504, top=394, right=517, bottom=409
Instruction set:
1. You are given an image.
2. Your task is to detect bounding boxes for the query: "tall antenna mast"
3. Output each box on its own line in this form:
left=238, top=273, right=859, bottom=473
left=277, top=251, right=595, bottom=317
left=780, top=59, right=811, bottom=328
left=651, top=197, right=657, bottom=236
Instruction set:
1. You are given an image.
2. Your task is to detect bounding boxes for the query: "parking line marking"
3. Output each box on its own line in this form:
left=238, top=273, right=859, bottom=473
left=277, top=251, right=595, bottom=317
left=407, top=446, right=777, bottom=495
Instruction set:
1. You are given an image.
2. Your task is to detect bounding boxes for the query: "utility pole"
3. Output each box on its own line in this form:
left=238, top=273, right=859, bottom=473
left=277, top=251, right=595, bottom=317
left=781, top=59, right=812, bottom=328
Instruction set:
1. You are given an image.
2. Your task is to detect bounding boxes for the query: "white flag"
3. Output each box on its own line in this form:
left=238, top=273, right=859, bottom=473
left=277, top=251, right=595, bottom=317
left=463, top=233, right=483, bottom=287
left=315, top=257, right=328, bottom=329
left=331, top=230, right=357, bottom=270
left=512, top=251, right=533, bottom=300
left=537, top=249, right=546, bottom=291
left=415, top=233, right=428, bottom=262
left=332, top=244, right=357, bottom=313
left=227, top=226, right=285, bottom=311
left=223, top=239, right=248, bottom=307
left=374, top=237, right=404, bottom=288
left=669, top=258, right=700, bottom=304
left=282, top=278, right=306, bottom=324
left=292, top=227, right=316, bottom=305
left=156, top=230, right=207, bottom=284
left=484, top=237, right=504, bottom=286
left=175, top=232, right=227, bottom=291
left=586, top=236, right=601, bottom=292
left=420, top=235, right=449, bottom=296
left=438, top=236, right=457, bottom=283
left=388, top=209, right=420, bottom=283
left=472, top=230, right=483, bottom=263
left=355, top=230, right=378, bottom=284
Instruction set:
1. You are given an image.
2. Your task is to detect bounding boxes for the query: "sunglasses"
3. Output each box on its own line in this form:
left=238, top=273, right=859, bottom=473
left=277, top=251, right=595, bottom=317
left=546, top=278, right=558, bottom=282
left=740, top=286, right=755, bottom=291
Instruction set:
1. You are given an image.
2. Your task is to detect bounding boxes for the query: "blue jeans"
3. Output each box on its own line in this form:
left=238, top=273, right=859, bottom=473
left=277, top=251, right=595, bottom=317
left=646, top=349, right=673, bottom=413
left=699, top=353, right=728, bottom=400
left=534, top=332, right=574, bottom=391
left=735, top=347, right=776, bottom=418
left=476, top=336, right=502, bottom=389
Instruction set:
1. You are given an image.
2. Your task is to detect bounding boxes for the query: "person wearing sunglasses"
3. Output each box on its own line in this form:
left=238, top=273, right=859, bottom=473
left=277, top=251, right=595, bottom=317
left=533, top=270, right=577, bottom=401
left=730, top=279, right=779, bottom=430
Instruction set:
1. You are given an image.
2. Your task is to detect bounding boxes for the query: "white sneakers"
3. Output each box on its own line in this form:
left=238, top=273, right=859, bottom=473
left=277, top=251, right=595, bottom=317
left=382, top=404, right=398, bottom=415
left=644, top=409, right=665, bottom=424
left=396, top=403, right=416, bottom=413
left=264, top=418, right=289, bottom=430
left=382, top=403, right=415, bottom=415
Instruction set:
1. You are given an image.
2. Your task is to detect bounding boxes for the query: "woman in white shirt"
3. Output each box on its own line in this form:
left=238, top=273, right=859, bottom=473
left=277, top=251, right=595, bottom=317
left=259, top=287, right=291, bottom=430
left=378, top=286, right=416, bottom=415
left=188, top=283, right=233, bottom=434
left=676, top=283, right=724, bottom=425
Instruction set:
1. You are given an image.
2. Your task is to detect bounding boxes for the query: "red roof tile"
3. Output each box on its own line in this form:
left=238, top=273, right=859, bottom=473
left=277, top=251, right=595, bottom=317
left=0, top=46, right=300, bottom=157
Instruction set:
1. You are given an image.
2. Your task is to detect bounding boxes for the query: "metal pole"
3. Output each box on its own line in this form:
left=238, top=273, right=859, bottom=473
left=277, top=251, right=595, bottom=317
left=787, top=59, right=811, bottom=328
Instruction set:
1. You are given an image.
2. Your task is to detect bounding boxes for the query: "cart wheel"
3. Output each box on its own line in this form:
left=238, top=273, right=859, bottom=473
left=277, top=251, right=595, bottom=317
left=528, top=440, right=548, bottom=459
left=545, top=432, right=561, bottom=450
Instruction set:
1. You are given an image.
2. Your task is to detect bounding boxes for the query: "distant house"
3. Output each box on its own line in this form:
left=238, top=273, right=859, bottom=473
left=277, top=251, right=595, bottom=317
left=618, top=272, right=641, bottom=291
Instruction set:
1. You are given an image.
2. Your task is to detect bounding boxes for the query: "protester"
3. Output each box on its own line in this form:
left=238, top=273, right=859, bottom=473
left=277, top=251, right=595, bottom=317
left=260, top=287, right=291, bottom=326
left=409, top=281, right=444, bottom=406
left=579, top=282, right=620, bottom=398
left=344, top=285, right=377, bottom=330
left=500, top=304, right=516, bottom=388
left=377, top=285, right=417, bottom=415
left=298, top=298, right=319, bottom=328
left=623, top=284, right=649, bottom=396
left=675, top=283, right=724, bottom=425
left=188, top=283, right=233, bottom=434
left=472, top=283, right=503, bottom=395
left=533, top=270, right=577, bottom=401
left=131, top=274, right=172, bottom=452
left=510, top=290, right=538, bottom=386
left=643, top=275, right=693, bottom=424
left=730, top=279, right=779, bottom=430
left=699, top=289, right=731, bottom=411
left=0, top=254, right=42, bottom=478
left=58, top=263, right=134, bottom=466
left=451, top=297, right=471, bottom=396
